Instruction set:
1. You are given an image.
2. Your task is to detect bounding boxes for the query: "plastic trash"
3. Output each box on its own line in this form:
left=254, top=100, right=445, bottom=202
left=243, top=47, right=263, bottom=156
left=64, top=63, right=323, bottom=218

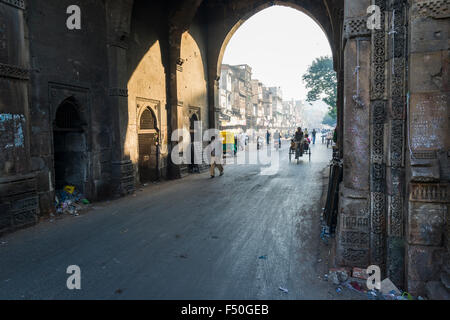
left=336, top=286, right=342, bottom=293
left=381, top=278, right=401, bottom=295
left=279, top=287, right=289, bottom=294
left=402, top=292, right=414, bottom=300
left=64, top=185, right=75, bottom=194
left=352, top=267, right=369, bottom=280
left=55, top=188, right=90, bottom=215
left=350, top=281, right=363, bottom=292
left=320, top=226, right=330, bottom=243
left=367, top=290, right=378, bottom=300
left=329, top=269, right=349, bottom=285
left=258, top=255, right=267, bottom=260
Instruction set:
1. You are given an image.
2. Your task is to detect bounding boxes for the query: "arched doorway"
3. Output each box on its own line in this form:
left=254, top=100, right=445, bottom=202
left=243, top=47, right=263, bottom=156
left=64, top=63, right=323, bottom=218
left=203, top=1, right=341, bottom=129
left=53, top=98, right=88, bottom=193
left=138, top=107, right=159, bottom=182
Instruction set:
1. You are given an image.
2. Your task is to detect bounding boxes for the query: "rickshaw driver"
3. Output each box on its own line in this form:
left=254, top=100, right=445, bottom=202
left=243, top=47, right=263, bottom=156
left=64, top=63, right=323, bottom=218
left=294, top=127, right=304, bottom=157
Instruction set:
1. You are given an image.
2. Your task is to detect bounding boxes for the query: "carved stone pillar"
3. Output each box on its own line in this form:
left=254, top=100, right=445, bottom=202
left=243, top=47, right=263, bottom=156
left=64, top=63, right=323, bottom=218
left=105, top=0, right=135, bottom=196
left=206, top=68, right=219, bottom=130
left=384, top=0, right=409, bottom=289
left=336, top=68, right=345, bottom=156
left=336, top=0, right=373, bottom=268
left=167, top=25, right=184, bottom=179
left=370, top=0, right=388, bottom=277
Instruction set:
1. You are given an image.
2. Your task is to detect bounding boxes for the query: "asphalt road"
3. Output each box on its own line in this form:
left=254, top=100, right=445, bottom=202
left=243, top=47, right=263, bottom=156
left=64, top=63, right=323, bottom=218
left=0, top=142, right=360, bottom=299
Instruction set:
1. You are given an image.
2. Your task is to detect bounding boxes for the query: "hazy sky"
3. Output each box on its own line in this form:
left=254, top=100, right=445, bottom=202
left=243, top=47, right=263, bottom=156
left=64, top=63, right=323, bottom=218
left=222, top=6, right=332, bottom=101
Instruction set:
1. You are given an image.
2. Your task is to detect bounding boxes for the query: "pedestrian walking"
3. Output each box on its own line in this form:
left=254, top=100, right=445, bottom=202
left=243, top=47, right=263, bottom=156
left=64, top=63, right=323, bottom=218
left=312, top=129, right=317, bottom=145
left=266, top=130, right=271, bottom=145
left=274, top=130, right=281, bottom=150
left=209, top=136, right=224, bottom=178
left=239, top=132, right=245, bottom=150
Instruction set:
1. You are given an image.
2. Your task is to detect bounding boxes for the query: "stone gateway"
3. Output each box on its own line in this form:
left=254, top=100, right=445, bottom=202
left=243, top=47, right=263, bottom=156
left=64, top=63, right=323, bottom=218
left=0, top=0, right=448, bottom=297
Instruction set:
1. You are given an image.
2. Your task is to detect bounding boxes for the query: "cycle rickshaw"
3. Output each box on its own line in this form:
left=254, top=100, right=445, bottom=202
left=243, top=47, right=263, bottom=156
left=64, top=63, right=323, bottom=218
left=289, top=138, right=311, bottom=162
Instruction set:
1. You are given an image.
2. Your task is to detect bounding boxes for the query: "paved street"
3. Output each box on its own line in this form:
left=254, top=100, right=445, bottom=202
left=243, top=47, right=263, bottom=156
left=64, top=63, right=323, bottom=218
left=0, top=143, right=360, bottom=300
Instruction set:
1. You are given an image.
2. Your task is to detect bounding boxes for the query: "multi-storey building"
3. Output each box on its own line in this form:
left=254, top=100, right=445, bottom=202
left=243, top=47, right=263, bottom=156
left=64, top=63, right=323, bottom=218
left=219, top=66, right=306, bottom=136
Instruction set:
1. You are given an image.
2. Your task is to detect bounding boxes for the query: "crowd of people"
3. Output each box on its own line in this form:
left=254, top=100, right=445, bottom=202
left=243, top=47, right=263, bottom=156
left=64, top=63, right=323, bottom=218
left=228, top=127, right=335, bottom=151
left=209, top=126, right=337, bottom=177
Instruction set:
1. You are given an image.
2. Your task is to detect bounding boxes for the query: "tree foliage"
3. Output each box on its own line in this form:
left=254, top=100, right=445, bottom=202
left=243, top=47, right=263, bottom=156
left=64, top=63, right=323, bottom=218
left=302, top=56, right=337, bottom=124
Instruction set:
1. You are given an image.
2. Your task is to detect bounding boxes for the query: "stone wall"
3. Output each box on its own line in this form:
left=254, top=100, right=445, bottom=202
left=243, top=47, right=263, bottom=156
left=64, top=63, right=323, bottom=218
left=405, top=0, right=449, bottom=296
left=335, top=0, right=449, bottom=295
left=177, top=14, right=210, bottom=167
left=0, top=0, right=37, bottom=235
left=127, top=0, right=169, bottom=182
left=27, top=0, right=111, bottom=211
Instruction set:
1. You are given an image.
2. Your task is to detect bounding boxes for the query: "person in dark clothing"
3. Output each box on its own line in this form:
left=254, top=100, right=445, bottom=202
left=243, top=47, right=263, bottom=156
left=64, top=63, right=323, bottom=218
left=294, top=127, right=304, bottom=157
left=266, top=130, right=271, bottom=145
left=312, top=129, right=317, bottom=144
left=294, top=127, right=304, bottom=142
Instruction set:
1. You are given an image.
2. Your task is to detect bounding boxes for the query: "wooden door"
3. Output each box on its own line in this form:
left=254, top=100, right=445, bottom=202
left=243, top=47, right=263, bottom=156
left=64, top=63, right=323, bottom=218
left=138, top=108, right=159, bottom=182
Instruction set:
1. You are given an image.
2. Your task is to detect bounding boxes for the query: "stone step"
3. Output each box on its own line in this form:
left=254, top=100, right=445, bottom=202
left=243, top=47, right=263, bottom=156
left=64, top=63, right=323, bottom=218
left=425, top=281, right=450, bottom=300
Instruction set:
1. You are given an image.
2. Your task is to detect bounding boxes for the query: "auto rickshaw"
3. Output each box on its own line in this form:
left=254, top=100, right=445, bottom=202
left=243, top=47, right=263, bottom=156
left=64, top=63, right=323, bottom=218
left=220, top=131, right=237, bottom=156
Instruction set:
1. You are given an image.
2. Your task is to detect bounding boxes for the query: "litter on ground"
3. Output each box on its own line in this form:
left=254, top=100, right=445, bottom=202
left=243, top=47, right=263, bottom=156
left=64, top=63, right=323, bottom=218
left=279, top=287, right=289, bottom=294
left=55, top=186, right=90, bottom=216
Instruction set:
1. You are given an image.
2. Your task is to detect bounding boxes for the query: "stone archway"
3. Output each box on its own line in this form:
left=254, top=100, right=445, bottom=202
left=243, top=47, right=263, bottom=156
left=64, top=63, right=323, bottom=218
left=52, top=97, right=88, bottom=194
left=103, top=0, right=446, bottom=294
left=201, top=0, right=343, bottom=131
left=138, top=107, right=160, bottom=183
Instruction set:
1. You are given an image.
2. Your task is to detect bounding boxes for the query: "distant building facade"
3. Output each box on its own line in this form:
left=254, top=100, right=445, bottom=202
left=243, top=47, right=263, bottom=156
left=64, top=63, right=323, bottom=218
left=219, top=64, right=304, bottom=136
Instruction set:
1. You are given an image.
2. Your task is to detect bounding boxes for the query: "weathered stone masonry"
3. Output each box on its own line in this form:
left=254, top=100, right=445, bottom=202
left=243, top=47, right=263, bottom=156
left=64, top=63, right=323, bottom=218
left=0, top=0, right=448, bottom=296
left=336, top=0, right=449, bottom=296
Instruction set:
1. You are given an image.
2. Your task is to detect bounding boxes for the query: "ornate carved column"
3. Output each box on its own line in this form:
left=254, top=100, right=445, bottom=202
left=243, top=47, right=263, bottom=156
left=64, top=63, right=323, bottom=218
left=385, top=0, right=408, bottom=289
left=336, top=0, right=373, bottom=268
left=370, top=0, right=388, bottom=276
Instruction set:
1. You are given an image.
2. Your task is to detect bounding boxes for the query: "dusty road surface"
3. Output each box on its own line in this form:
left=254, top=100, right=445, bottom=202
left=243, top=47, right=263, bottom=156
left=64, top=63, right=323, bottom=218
left=0, top=142, right=362, bottom=299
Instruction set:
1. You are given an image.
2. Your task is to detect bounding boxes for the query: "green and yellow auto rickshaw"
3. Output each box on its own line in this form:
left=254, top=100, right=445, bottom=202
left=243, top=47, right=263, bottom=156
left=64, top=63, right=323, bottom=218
left=220, top=131, right=237, bottom=156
